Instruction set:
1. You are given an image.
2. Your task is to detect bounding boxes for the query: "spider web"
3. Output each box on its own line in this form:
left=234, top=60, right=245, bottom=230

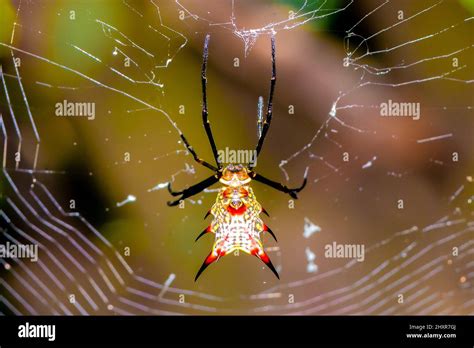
left=0, top=0, right=472, bottom=315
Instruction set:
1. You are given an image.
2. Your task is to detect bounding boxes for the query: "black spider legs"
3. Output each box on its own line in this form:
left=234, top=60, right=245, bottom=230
left=167, top=35, right=224, bottom=206
left=179, top=132, right=218, bottom=172
left=167, top=174, right=220, bottom=206
left=250, top=168, right=308, bottom=199
left=176, top=34, right=221, bottom=173
left=246, top=36, right=308, bottom=199
left=169, top=34, right=308, bottom=206
left=202, top=34, right=221, bottom=169
left=250, top=36, right=276, bottom=169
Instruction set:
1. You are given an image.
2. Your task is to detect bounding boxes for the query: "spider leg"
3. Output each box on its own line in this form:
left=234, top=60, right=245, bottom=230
left=201, top=34, right=221, bottom=168
left=167, top=175, right=219, bottom=206
left=167, top=182, right=184, bottom=196
left=250, top=36, right=276, bottom=168
left=179, top=132, right=218, bottom=172
left=251, top=168, right=308, bottom=199
left=174, top=34, right=221, bottom=173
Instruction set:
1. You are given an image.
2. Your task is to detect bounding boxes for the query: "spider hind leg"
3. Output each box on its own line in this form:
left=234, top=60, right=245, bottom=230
left=166, top=175, right=219, bottom=206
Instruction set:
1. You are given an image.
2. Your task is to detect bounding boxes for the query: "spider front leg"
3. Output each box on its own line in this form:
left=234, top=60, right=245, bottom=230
left=167, top=174, right=220, bottom=206
left=250, top=36, right=276, bottom=168
left=201, top=34, right=221, bottom=169
left=179, top=132, right=218, bottom=172
left=175, top=34, right=221, bottom=173
left=250, top=168, right=308, bottom=199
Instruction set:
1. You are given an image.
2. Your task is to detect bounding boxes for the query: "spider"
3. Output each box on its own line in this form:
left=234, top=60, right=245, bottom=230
left=167, top=34, right=307, bottom=281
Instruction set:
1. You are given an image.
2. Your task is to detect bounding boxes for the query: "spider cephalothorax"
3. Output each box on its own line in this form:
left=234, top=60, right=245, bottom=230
left=219, top=164, right=251, bottom=187
left=167, top=34, right=307, bottom=280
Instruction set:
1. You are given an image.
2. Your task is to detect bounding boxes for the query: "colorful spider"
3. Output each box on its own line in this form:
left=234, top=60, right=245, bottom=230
left=167, top=34, right=307, bottom=281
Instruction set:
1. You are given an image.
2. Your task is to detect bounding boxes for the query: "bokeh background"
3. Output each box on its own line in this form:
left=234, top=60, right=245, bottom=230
left=0, top=0, right=473, bottom=314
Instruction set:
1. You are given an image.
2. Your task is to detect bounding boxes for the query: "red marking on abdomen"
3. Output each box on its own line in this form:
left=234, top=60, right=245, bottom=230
left=227, top=204, right=247, bottom=215
left=223, top=188, right=233, bottom=198
left=239, top=187, right=249, bottom=197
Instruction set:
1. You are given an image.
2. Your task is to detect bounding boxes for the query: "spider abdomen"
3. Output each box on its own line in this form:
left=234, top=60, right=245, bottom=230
left=194, top=185, right=279, bottom=280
